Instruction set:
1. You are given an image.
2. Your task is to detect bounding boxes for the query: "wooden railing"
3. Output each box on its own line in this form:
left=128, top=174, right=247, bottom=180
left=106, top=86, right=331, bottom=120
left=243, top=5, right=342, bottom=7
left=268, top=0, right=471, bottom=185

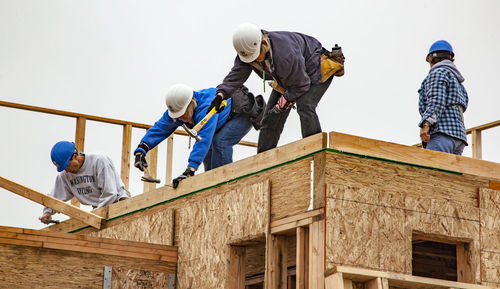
left=0, top=100, right=257, bottom=195
left=466, top=120, right=500, bottom=159
left=412, top=120, right=500, bottom=160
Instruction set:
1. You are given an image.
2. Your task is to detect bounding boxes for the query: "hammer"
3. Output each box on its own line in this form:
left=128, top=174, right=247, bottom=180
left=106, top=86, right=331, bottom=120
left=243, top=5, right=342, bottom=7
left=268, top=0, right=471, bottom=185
left=181, top=100, right=227, bottom=142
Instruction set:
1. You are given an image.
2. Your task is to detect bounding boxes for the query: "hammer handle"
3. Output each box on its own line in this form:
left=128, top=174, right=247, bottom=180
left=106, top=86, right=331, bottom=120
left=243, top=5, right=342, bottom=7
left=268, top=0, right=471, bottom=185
left=193, top=100, right=227, bottom=132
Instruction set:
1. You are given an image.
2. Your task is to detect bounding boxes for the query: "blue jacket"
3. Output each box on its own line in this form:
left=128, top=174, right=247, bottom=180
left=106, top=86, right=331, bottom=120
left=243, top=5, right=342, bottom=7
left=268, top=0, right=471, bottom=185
left=217, top=30, right=323, bottom=102
left=418, top=60, right=468, bottom=144
left=139, top=88, right=232, bottom=169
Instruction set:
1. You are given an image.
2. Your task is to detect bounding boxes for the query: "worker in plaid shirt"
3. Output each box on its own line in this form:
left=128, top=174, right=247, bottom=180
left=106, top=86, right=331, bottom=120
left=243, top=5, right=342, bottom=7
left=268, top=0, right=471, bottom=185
left=418, top=40, right=468, bottom=155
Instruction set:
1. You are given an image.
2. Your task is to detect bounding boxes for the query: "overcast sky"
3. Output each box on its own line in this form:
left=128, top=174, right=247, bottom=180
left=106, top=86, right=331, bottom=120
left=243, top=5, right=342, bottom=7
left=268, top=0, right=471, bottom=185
left=1, top=0, right=499, bottom=230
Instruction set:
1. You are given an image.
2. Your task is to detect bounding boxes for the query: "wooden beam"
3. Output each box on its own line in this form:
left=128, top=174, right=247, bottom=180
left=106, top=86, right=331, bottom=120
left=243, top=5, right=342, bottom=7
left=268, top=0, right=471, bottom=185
left=329, top=131, right=500, bottom=181
left=143, top=146, right=158, bottom=193
left=490, top=181, right=500, bottom=190
left=456, top=243, right=472, bottom=283
left=325, top=272, right=344, bottom=289
left=0, top=226, right=177, bottom=262
left=271, top=209, right=324, bottom=235
left=0, top=177, right=105, bottom=229
left=309, top=218, right=324, bottom=289
left=366, top=277, right=388, bottom=289
left=227, top=246, right=246, bottom=289
left=471, top=129, right=482, bottom=160
left=466, top=119, right=500, bottom=133
left=121, top=124, right=132, bottom=190
left=166, top=135, right=174, bottom=183
left=325, top=265, right=490, bottom=289
left=267, top=235, right=288, bottom=289
left=296, top=227, right=309, bottom=289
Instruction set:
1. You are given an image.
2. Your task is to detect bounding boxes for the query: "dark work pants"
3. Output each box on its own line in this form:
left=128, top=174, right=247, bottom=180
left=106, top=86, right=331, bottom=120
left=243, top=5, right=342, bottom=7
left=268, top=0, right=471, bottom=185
left=257, top=77, right=333, bottom=153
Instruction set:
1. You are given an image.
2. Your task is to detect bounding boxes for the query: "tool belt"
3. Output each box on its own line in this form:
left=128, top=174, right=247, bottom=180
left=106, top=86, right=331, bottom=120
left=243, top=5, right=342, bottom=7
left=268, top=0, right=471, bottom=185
left=320, top=45, right=345, bottom=82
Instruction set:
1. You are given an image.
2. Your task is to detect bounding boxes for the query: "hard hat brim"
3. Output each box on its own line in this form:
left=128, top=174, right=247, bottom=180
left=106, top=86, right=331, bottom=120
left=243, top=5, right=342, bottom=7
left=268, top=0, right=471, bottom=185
left=238, top=45, right=261, bottom=63
left=168, top=105, right=188, bottom=119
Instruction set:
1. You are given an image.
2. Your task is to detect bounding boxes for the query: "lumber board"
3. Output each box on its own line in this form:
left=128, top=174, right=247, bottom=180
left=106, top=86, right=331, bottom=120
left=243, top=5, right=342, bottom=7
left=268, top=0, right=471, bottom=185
left=325, top=266, right=494, bottom=289
left=296, top=227, right=309, bottom=289
left=309, top=218, right=325, bottom=288
left=329, top=131, right=500, bottom=181
left=228, top=246, right=246, bottom=289
left=271, top=208, right=324, bottom=228
left=121, top=123, right=132, bottom=189
left=0, top=176, right=105, bottom=229
left=0, top=226, right=177, bottom=262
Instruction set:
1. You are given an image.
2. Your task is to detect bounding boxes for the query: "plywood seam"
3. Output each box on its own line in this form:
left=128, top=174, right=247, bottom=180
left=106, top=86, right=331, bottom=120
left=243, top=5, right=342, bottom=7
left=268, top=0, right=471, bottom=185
left=326, top=197, right=480, bottom=223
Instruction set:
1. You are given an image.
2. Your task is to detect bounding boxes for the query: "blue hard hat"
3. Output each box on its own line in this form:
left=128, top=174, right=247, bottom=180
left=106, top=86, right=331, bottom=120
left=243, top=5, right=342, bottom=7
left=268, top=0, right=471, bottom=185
left=50, top=141, right=76, bottom=172
left=428, top=40, right=454, bottom=57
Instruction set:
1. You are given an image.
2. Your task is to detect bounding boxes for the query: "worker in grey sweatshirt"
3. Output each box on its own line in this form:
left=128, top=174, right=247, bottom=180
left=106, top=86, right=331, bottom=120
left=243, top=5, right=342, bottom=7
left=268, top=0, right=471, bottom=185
left=39, top=141, right=130, bottom=224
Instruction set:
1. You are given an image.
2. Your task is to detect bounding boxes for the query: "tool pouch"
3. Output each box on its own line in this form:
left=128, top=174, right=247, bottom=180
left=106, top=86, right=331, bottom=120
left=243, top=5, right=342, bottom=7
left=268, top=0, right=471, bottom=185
left=270, top=80, right=286, bottom=95
left=320, top=45, right=345, bottom=82
left=231, top=86, right=267, bottom=130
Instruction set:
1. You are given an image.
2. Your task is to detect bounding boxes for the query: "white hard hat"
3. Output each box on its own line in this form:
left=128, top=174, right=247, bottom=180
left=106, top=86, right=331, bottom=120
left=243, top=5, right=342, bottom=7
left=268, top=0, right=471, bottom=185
left=165, top=84, right=193, bottom=118
left=232, top=23, right=262, bottom=63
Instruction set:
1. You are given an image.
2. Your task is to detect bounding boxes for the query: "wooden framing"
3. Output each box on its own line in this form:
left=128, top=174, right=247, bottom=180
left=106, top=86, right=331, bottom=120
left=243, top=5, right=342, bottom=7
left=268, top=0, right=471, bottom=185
left=228, top=246, right=246, bottom=289
left=296, top=226, right=309, bottom=289
left=267, top=234, right=288, bottom=289
left=324, top=266, right=494, bottom=289
left=271, top=208, right=324, bottom=234
left=0, top=226, right=177, bottom=262
left=143, top=146, right=158, bottom=193
left=0, top=177, right=105, bottom=229
left=121, top=123, right=132, bottom=189
left=309, top=217, right=325, bottom=289
left=471, top=129, right=482, bottom=159
left=329, top=131, right=500, bottom=180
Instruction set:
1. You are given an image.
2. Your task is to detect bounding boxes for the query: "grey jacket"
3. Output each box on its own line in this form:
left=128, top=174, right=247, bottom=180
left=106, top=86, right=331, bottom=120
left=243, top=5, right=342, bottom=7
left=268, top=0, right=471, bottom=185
left=217, top=30, right=323, bottom=102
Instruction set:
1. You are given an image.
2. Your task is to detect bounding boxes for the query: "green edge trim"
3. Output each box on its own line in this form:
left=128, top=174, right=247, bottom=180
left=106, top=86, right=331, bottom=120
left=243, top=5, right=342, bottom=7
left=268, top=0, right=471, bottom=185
left=69, top=147, right=461, bottom=233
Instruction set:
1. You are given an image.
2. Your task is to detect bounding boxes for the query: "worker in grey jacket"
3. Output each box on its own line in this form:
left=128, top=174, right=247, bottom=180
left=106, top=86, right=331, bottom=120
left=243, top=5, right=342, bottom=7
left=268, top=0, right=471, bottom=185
left=207, top=22, right=344, bottom=153
left=39, top=141, right=130, bottom=224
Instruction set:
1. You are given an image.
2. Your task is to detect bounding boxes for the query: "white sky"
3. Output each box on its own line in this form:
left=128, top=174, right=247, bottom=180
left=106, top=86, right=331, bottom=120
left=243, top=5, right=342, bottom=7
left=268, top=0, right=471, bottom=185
left=1, top=0, right=499, bottom=229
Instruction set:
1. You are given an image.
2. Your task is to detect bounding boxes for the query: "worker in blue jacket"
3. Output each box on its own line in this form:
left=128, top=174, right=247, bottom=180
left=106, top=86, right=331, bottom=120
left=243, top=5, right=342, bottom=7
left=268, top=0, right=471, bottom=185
left=207, top=22, right=344, bottom=153
left=134, top=84, right=264, bottom=188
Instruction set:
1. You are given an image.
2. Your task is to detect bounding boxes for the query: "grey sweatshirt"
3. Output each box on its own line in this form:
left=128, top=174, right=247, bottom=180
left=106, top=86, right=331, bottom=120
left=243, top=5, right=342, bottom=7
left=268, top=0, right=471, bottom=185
left=43, top=153, right=130, bottom=215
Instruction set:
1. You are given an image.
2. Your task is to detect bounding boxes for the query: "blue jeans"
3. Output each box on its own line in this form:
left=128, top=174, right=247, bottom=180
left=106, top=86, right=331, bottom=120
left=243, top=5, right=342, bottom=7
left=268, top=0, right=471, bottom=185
left=203, top=113, right=252, bottom=171
left=426, top=133, right=466, bottom=155
left=257, top=77, right=333, bottom=153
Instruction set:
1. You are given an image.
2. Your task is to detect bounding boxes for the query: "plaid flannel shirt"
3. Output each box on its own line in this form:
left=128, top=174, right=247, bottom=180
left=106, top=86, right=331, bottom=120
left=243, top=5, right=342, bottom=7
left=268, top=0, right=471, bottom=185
left=418, top=66, right=468, bottom=144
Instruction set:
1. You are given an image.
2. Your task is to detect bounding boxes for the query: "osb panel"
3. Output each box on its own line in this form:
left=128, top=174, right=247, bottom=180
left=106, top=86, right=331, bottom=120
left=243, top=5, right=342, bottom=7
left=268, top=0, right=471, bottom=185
left=0, top=244, right=175, bottom=289
left=325, top=152, right=486, bottom=206
left=378, top=206, right=407, bottom=273
left=176, top=181, right=269, bottom=289
left=87, top=208, right=174, bottom=246
left=111, top=267, right=170, bottom=289
left=326, top=183, right=481, bottom=280
left=481, top=251, right=500, bottom=284
left=270, top=158, right=311, bottom=221
left=326, top=194, right=379, bottom=269
left=480, top=188, right=500, bottom=251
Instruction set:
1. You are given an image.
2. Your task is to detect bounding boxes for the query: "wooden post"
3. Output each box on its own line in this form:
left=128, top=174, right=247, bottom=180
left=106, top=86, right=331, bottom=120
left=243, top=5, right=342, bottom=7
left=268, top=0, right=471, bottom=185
left=309, top=218, right=324, bottom=289
left=166, top=135, right=174, bottom=183
left=72, top=116, right=87, bottom=208
left=471, top=129, right=482, bottom=159
left=324, top=272, right=343, bottom=289
left=267, top=235, right=288, bottom=289
left=296, top=226, right=309, bottom=289
left=228, top=246, right=246, bottom=289
left=365, top=277, right=389, bottom=289
left=121, top=124, right=132, bottom=190
left=143, top=146, right=158, bottom=193
left=456, top=243, right=472, bottom=283
left=0, top=177, right=105, bottom=229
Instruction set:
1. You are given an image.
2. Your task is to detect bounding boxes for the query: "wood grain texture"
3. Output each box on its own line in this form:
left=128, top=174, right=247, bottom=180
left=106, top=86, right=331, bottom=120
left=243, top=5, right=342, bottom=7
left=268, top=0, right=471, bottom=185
left=329, top=131, right=500, bottom=181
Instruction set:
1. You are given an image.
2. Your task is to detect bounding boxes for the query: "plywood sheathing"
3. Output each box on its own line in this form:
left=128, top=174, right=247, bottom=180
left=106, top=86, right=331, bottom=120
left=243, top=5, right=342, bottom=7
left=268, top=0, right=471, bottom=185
left=111, top=267, right=171, bottom=289
left=87, top=208, right=174, bottom=246
left=176, top=180, right=269, bottom=289
left=325, top=183, right=482, bottom=281
left=479, top=188, right=500, bottom=284
left=0, top=244, right=175, bottom=289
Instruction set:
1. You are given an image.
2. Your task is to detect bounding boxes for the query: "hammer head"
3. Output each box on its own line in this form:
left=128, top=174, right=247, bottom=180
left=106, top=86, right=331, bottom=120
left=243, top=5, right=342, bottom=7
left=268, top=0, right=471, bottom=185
left=182, top=124, right=202, bottom=142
